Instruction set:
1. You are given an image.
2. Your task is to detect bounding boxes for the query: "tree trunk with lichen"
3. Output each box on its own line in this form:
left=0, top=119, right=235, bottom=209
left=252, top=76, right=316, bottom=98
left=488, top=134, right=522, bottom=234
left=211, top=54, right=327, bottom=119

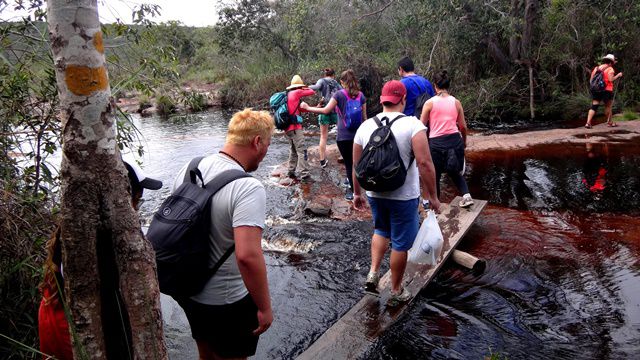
left=47, top=1, right=167, bottom=358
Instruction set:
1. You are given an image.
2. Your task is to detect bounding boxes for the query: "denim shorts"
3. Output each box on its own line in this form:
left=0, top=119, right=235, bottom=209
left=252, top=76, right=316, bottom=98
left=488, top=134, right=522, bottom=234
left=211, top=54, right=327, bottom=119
left=367, top=196, right=420, bottom=251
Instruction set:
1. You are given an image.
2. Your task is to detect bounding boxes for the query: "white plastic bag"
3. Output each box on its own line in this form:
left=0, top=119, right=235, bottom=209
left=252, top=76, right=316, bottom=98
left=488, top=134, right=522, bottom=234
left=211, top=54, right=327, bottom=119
left=408, top=210, right=444, bottom=265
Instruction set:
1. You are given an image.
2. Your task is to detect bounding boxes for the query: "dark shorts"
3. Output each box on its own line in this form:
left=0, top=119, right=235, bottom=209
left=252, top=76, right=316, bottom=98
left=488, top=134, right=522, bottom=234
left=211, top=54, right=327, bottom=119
left=367, top=196, right=420, bottom=251
left=591, top=90, right=613, bottom=102
left=430, top=133, right=465, bottom=174
left=178, top=294, right=259, bottom=358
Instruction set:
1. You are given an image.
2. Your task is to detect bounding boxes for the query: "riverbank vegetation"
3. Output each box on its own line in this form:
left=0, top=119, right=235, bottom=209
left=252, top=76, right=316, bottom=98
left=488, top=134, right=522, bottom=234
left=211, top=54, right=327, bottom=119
left=209, top=0, right=640, bottom=128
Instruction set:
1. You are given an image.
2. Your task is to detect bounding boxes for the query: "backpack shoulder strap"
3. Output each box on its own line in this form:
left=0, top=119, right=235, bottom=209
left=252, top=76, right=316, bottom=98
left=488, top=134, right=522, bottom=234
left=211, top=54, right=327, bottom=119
left=407, top=76, right=426, bottom=93
left=373, top=115, right=383, bottom=127
left=185, top=156, right=205, bottom=185
left=202, top=168, right=252, bottom=278
left=203, top=169, right=251, bottom=196
left=388, top=114, right=406, bottom=126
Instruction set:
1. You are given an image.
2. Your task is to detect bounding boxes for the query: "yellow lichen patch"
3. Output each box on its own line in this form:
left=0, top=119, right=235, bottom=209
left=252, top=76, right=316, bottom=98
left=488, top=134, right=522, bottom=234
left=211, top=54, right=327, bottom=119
left=93, top=32, right=104, bottom=53
left=65, top=65, right=108, bottom=96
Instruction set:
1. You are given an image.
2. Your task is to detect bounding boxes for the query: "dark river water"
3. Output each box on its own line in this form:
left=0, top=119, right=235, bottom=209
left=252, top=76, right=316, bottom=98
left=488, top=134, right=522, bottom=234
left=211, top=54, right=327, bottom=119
left=130, top=111, right=640, bottom=359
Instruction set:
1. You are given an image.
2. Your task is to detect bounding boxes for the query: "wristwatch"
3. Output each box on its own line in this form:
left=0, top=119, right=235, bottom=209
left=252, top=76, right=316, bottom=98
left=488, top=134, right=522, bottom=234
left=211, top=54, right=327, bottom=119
left=422, top=199, right=430, bottom=209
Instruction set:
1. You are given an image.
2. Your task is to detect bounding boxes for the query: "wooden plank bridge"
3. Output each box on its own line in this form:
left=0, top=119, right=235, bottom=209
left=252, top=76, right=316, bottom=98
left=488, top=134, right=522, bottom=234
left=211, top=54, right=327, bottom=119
left=297, top=196, right=488, bottom=360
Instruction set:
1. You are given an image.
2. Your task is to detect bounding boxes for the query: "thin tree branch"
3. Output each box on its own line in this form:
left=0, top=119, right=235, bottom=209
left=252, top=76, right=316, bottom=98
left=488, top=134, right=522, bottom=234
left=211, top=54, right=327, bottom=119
left=427, top=24, right=442, bottom=74
left=358, top=0, right=395, bottom=20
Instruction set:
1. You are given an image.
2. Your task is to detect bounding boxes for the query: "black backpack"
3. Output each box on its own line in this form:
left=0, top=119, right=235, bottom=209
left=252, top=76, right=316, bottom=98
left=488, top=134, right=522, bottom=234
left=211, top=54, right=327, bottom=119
left=407, top=76, right=431, bottom=118
left=147, top=156, right=250, bottom=298
left=413, top=92, right=431, bottom=118
left=355, top=115, right=413, bottom=192
left=323, top=78, right=341, bottom=101
left=590, top=65, right=609, bottom=94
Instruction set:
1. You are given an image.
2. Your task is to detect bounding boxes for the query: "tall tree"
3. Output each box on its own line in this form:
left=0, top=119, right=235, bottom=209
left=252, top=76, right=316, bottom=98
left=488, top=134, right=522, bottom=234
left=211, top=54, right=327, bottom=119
left=46, top=1, right=166, bottom=358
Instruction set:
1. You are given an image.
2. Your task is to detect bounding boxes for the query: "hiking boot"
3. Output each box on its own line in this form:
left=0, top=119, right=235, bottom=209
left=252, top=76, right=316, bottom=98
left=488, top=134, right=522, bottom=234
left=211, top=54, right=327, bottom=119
left=320, top=159, right=328, bottom=168
left=388, top=287, right=411, bottom=307
left=459, top=194, right=474, bottom=208
left=364, top=272, right=379, bottom=292
left=345, top=191, right=354, bottom=201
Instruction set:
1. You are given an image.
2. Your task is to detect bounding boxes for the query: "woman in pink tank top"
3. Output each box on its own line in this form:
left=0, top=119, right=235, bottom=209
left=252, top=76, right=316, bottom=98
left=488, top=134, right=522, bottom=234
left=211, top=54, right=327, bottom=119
left=419, top=71, right=474, bottom=208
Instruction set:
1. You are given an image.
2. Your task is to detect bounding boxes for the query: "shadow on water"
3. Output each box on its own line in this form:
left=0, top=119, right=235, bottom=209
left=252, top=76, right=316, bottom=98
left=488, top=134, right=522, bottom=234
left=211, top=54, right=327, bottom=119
left=134, top=111, right=639, bottom=359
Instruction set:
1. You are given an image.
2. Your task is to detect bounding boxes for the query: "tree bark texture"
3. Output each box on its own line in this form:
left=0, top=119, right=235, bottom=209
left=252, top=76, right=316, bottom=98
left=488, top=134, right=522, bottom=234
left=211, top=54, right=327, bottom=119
left=509, top=0, right=523, bottom=61
left=47, top=1, right=167, bottom=359
left=521, top=0, right=538, bottom=59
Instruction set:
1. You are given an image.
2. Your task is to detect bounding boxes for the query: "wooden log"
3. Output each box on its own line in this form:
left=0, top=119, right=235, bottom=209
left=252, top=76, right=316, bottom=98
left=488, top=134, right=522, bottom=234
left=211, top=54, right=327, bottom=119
left=297, top=197, right=487, bottom=360
left=451, top=249, right=486, bottom=273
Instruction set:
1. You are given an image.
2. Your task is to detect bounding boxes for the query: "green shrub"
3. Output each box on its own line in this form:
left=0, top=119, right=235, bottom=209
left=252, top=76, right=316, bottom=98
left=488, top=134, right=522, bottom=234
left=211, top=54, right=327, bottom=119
left=155, top=94, right=176, bottom=116
left=621, top=110, right=639, bottom=121
left=0, top=181, right=55, bottom=359
left=179, top=90, right=208, bottom=112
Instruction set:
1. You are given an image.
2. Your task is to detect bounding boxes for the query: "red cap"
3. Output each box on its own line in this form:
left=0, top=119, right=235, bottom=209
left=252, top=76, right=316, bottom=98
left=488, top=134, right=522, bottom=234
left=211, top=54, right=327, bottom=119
left=379, top=80, right=406, bottom=105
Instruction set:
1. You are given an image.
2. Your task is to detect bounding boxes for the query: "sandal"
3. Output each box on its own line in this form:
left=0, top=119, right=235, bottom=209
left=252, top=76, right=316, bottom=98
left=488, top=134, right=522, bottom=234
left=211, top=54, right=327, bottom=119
left=584, top=124, right=592, bottom=129
left=607, top=122, right=618, bottom=127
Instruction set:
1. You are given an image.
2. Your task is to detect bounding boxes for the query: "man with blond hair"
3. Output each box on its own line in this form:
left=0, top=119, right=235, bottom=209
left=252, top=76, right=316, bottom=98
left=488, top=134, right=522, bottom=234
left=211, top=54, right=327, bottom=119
left=172, top=108, right=274, bottom=359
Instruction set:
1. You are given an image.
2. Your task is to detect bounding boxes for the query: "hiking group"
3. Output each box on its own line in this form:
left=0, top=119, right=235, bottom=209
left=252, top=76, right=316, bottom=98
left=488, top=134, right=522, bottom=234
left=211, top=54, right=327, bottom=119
left=39, top=56, right=479, bottom=360
left=35, top=44, right=633, bottom=359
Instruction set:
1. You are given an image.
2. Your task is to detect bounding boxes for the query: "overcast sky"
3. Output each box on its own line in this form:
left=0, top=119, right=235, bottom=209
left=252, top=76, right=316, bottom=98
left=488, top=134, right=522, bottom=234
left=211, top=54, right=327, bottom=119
left=1, top=0, right=220, bottom=27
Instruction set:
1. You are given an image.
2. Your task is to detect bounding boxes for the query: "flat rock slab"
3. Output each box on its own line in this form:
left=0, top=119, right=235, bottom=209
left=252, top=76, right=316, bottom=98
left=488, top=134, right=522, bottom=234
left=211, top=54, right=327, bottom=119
left=297, top=197, right=487, bottom=360
left=467, top=119, right=640, bottom=154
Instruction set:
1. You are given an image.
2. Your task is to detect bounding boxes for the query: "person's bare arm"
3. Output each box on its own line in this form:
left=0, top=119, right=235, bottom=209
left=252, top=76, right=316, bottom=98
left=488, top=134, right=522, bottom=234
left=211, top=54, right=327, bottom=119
left=300, top=98, right=337, bottom=114
left=419, top=100, right=433, bottom=127
left=234, top=226, right=272, bottom=335
left=455, top=99, right=468, bottom=147
left=352, top=142, right=365, bottom=210
left=412, top=130, right=441, bottom=212
left=361, top=103, right=367, bottom=123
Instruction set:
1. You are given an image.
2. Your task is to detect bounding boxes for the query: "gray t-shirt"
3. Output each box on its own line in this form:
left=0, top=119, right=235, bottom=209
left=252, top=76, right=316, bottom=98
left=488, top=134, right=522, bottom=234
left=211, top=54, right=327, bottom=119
left=354, top=112, right=427, bottom=201
left=172, top=154, right=266, bottom=305
left=309, top=77, right=342, bottom=102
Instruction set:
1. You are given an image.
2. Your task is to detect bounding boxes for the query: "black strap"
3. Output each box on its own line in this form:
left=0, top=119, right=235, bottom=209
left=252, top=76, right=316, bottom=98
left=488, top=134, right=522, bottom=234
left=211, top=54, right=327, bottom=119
left=185, top=156, right=205, bottom=185
left=372, top=115, right=414, bottom=168
left=207, top=244, right=236, bottom=280
left=285, top=89, right=302, bottom=118
left=407, top=76, right=426, bottom=94
left=373, top=114, right=406, bottom=127
left=203, top=169, right=251, bottom=279
left=184, top=156, right=252, bottom=279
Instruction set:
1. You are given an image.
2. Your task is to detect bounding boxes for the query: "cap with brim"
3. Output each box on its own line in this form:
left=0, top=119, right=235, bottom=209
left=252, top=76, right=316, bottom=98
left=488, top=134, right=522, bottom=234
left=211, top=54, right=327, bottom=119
left=603, top=54, right=617, bottom=63
left=123, top=160, right=163, bottom=190
left=286, top=75, right=306, bottom=90
left=379, top=80, right=407, bottom=105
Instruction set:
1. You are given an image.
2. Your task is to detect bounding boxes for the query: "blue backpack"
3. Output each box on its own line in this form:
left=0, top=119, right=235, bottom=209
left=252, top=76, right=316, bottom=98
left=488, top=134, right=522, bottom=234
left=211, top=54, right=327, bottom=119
left=337, top=89, right=363, bottom=131
left=270, top=91, right=300, bottom=130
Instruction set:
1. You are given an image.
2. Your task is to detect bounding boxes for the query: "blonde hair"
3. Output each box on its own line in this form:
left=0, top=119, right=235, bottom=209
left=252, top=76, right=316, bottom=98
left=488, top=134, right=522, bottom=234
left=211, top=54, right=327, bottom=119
left=226, top=108, right=275, bottom=146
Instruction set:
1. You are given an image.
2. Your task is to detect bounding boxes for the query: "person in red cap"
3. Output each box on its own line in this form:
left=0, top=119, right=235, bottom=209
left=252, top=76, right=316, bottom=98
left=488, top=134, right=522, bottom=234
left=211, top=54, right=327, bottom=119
left=352, top=80, right=440, bottom=306
left=585, top=54, right=623, bottom=128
